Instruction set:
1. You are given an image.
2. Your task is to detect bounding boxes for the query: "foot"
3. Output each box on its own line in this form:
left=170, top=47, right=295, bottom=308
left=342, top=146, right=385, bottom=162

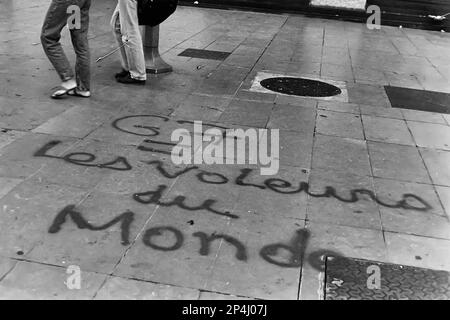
left=67, top=88, right=91, bottom=98
left=116, top=73, right=146, bottom=85
left=115, top=69, right=129, bottom=79
left=51, top=79, right=77, bottom=99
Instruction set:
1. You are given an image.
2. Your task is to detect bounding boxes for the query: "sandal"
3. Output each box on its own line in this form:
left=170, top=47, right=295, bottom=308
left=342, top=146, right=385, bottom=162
left=67, top=88, right=91, bottom=98
left=51, top=85, right=77, bottom=99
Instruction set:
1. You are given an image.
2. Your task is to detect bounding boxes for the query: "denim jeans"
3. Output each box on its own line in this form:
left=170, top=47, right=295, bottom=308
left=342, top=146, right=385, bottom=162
left=111, top=0, right=147, bottom=81
left=41, top=0, right=91, bottom=91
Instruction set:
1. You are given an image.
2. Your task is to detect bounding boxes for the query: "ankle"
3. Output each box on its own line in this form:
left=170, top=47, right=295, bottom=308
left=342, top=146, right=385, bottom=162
left=61, top=79, right=76, bottom=89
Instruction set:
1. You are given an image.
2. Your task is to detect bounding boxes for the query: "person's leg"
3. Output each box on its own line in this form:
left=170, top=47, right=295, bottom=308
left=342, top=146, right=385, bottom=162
left=111, top=3, right=129, bottom=74
left=41, top=0, right=77, bottom=95
left=70, top=0, right=91, bottom=95
left=117, top=0, right=147, bottom=81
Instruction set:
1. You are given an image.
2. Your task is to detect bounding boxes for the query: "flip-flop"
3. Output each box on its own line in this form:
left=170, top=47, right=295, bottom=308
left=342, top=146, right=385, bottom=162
left=67, top=88, right=91, bottom=98
left=51, top=85, right=76, bottom=99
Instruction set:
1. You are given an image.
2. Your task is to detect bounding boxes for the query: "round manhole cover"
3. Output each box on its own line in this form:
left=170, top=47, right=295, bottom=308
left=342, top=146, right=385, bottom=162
left=260, top=77, right=342, bottom=97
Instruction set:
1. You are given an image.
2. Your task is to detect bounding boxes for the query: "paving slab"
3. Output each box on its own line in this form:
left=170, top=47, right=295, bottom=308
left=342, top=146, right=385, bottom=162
left=368, top=141, right=431, bottom=184
left=27, top=190, right=155, bottom=274
left=0, top=96, right=70, bottom=131
left=278, top=130, right=314, bottom=168
left=347, top=84, right=391, bottom=108
left=0, top=179, right=88, bottom=258
left=408, top=121, right=450, bottom=151
left=312, top=135, right=371, bottom=176
left=307, top=169, right=381, bottom=230
left=419, top=148, right=450, bottom=187
left=171, top=94, right=232, bottom=122
left=0, top=130, right=27, bottom=151
left=32, top=105, right=118, bottom=139
left=219, top=99, right=274, bottom=128
left=0, top=133, right=79, bottom=179
left=362, top=115, right=415, bottom=146
left=114, top=207, right=229, bottom=290
left=374, top=178, right=450, bottom=239
left=267, top=105, right=316, bottom=133
left=232, top=165, right=309, bottom=221
left=299, top=222, right=387, bottom=300
left=205, top=216, right=305, bottom=300
left=385, top=232, right=450, bottom=272
left=316, top=110, right=364, bottom=140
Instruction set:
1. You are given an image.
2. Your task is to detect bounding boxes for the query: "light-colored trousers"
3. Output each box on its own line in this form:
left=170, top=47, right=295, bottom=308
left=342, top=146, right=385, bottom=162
left=111, top=0, right=147, bottom=80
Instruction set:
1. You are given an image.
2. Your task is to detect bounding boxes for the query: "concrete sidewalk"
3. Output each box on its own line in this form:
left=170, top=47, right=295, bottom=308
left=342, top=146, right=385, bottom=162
left=0, top=0, right=449, bottom=299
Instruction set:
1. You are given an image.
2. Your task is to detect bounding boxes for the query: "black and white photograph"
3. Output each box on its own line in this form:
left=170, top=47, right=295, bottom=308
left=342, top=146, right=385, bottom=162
left=0, top=0, right=449, bottom=304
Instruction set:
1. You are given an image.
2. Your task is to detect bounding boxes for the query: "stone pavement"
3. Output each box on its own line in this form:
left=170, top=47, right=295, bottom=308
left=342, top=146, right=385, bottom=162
left=0, top=0, right=450, bottom=300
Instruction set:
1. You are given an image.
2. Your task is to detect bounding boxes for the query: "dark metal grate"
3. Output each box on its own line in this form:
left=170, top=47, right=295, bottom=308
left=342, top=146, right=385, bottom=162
left=325, top=256, right=450, bottom=300
left=385, top=86, right=450, bottom=114
left=178, top=48, right=232, bottom=60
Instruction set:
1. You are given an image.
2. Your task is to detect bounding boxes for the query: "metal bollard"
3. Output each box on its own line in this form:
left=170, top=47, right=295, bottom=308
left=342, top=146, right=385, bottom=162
left=141, top=25, right=172, bottom=74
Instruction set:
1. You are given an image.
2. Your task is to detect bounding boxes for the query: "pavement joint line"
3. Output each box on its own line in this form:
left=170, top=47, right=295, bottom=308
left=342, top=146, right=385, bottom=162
left=198, top=289, right=261, bottom=300
left=245, top=16, right=289, bottom=91
left=369, top=173, right=444, bottom=189
left=301, top=217, right=450, bottom=242
left=0, top=255, right=222, bottom=298
left=358, top=109, right=387, bottom=238
left=91, top=273, right=205, bottom=300
left=201, top=193, right=246, bottom=291
left=305, top=217, right=384, bottom=233
left=364, top=136, right=450, bottom=153
left=413, top=138, right=450, bottom=223
left=382, top=229, right=450, bottom=242
left=99, top=271, right=262, bottom=300
left=0, top=259, right=19, bottom=285
left=406, top=119, right=450, bottom=128
left=305, top=107, right=320, bottom=244
left=296, top=219, right=308, bottom=300
left=315, top=131, right=365, bottom=142
left=321, top=254, right=328, bottom=300
left=362, top=125, right=375, bottom=179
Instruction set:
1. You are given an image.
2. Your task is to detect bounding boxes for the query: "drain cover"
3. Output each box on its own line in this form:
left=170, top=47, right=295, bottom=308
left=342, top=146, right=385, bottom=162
left=325, top=257, right=450, bottom=300
left=260, top=77, right=342, bottom=97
